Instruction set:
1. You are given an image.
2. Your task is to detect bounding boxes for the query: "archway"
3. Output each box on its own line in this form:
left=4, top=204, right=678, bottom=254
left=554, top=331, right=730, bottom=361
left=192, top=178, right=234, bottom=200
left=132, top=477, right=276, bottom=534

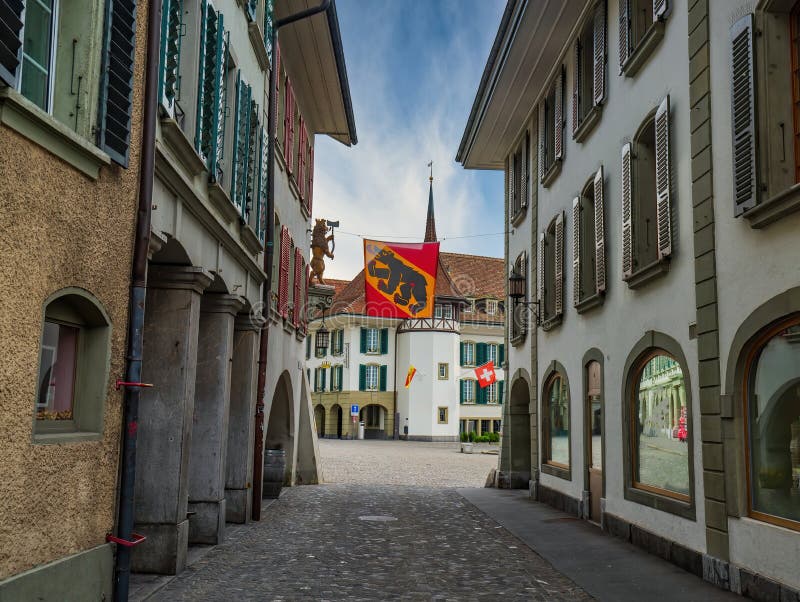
left=503, top=376, right=532, bottom=489
left=265, top=371, right=295, bottom=486
left=359, top=404, right=388, bottom=439
left=314, top=404, right=326, bottom=438
left=330, top=404, right=343, bottom=439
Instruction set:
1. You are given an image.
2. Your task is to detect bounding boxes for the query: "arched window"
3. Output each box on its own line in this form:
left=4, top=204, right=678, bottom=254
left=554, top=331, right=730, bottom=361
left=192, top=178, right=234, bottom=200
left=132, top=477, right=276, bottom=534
left=543, top=369, right=570, bottom=474
left=630, top=350, right=690, bottom=500
left=34, top=290, right=111, bottom=440
left=745, top=315, right=800, bottom=529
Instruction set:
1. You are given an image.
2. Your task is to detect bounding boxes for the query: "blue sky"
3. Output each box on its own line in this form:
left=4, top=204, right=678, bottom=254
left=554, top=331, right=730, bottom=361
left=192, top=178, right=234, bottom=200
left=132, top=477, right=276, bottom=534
left=313, top=0, right=506, bottom=280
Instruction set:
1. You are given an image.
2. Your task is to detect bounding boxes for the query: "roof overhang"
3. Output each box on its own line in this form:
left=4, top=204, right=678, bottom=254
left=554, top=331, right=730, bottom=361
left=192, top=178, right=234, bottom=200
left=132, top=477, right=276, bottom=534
left=456, top=0, right=586, bottom=169
left=276, top=0, right=357, bottom=146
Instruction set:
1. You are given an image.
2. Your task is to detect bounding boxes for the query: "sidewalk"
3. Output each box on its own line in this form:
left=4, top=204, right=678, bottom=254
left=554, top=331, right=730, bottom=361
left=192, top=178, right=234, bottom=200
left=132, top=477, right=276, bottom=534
left=459, top=488, right=740, bottom=602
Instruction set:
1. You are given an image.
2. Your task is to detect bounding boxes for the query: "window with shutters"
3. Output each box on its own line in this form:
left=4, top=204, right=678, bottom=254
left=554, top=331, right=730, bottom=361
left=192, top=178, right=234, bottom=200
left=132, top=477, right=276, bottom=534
left=292, top=246, right=303, bottom=327
left=618, top=0, right=667, bottom=77
left=730, top=7, right=800, bottom=227
left=573, top=167, right=607, bottom=312
left=364, top=364, right=379, bottom=391
left=508, top=132, right=529, bottom=223
left=621, top=97, right=671, bottom=288
left=487, top=343, right=498, bottom=365
left=158, top=0, right=184, bottom=118
left=510, top=251, right=527, bottom=346
left=277, top=225, right=291, bottom=318
left=0, top=0, right=136, bottom=165
left=365, top=328, right=379, bottom=354
left=462, top=341, right=475, bottom=367
left=314, top=367, right=326, bottom=393
left=539, top=213, right=565, bottom=330
left=331, top=365, right=343, bottom=392
left=572, top=1, right=606, bottom=142
left=283, top=76, right=296, bottom=174
left=539, top=69, right=564, bottom=186
left=487, top=382, right=498, bottom=404
left=461, top=379, right=476, bottom=404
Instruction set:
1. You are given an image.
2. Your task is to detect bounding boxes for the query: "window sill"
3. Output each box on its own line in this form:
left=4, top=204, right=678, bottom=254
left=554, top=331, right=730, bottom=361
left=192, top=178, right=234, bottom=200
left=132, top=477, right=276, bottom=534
left=248, top=22, right=270, bottom=72
left=541, top=159, right=562, bottom=188
left=541, top=462, right=571, bottom=481
left=241, top=223, right=263, bottom=256
left=624, top=257, right=670, bottom=289
left=624, top=485, right=696, bottom=520
left=541, top=314, right=563, bottom=332
left=33, top=430, right=102, bottom=445
left=510, top=205, right=528, bottom=228
left=621, top=22, right=665, bottom=78
left=0, top=87, right=110, bottom=180
left=745, top=182, right=800, bottom=228
left=510, top=332, right=526, bottom=347
left=575, top=291, right=605, bottom=314
left=573, top=104, right=602, bottom=143
left=283, top=319, right=296, bottom=334
left=208, top=181, right=241, bottom=225
left=161, top=118, right=207, bottom=177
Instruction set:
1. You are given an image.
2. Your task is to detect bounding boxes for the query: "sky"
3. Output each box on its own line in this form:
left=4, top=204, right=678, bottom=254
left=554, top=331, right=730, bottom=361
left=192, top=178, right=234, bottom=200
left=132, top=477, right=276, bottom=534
left=312, top=0, right=506, bottom=280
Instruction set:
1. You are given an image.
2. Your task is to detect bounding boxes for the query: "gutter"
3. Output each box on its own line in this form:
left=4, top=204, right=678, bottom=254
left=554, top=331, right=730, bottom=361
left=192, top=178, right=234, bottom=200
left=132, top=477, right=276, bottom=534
left=324, top=0, right=357, bottom=145
left=113, top=0, right=161, bottom=598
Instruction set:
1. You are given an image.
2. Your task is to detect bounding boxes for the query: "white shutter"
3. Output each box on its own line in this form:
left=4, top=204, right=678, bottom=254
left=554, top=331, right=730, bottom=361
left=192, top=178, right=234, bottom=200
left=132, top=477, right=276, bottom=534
left=618, top=0, right=629, bottom=70
left=593, top=1, right=606, bottom=105
left=594, top=166, right=607, bottom=294
left=621, top=143, right=633, bottom=280
left=555, top=212, right=564, bottom=317
left=554, top=68, right=564, bottom=160
left=655, top=95, right=672, bottom=260
left=521, top=133, right=529, bottom=209
left=538, top=231, right=545, bottom=307
left=654, top=0, right=668, bottom=21
left=538, top=102, right=546, bottom=181
left=573, top=40, right=581, bottom=137
left=572, top=197, right=581, bottom=306
left=730, top=14, right=758, bottom=215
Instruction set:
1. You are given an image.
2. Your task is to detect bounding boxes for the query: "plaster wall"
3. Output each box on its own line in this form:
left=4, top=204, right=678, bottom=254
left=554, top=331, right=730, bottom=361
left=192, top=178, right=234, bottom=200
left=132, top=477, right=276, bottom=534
left=0, top=0, right=148, bottom=581
left=520, top=0, right=706, bottom=552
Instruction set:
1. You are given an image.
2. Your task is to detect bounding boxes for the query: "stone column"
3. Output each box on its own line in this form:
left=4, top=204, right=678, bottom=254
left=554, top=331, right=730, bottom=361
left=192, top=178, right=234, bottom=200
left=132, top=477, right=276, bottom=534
left=187, top=294, right=244, bottom=544
left=132, top=266, right=212, bottom=575
left=224, top=314, right=260, bottom=523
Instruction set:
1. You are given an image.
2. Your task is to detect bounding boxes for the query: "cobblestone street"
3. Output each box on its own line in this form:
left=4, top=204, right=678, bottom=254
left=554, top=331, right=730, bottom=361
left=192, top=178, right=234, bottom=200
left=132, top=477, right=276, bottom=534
left=147, top=484, right=591, bottom=601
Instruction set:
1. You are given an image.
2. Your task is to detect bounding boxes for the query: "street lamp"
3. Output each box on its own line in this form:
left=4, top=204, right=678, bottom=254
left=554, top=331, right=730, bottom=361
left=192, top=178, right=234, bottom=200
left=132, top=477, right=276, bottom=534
left=508, top=266, right=542, bottom=326
left=315, top=312, right=330, bottom=357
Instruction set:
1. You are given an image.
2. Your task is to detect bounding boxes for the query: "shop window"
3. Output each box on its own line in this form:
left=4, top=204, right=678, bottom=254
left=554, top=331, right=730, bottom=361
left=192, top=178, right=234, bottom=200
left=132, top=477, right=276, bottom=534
left=729, top=7, right=800, bottom=226
left=573, top=167, right=607, bottom=311
left=34, top=290, right=111, bottom=441
left=438, top=407, right=448, bottom=424
left=619, top=0, right=668, bottom=77
left=631, top=351, right=689, bottom=499
left=507, top=132, right=529, bottom=222
left=538, top=67, right=564, bottom=186
left=543, top=370, right=570, bottom=476
left=572, top=1, right=606, bottom=141
left=538, top=213, right=564, bottom=330
left=745, top=317, right=800, bottom=529
left=621, top=96, right=672, bottom=288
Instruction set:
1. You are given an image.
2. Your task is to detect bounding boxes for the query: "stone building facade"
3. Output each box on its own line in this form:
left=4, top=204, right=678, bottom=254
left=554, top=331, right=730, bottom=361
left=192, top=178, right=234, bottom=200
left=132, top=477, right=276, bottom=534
left=458, top=0, right=800, bottom=598
left=130, top=0, right=355, bottom=576
left=306, top=183, right=505, bottom=441
left=0, top=0, right=147, bottom=598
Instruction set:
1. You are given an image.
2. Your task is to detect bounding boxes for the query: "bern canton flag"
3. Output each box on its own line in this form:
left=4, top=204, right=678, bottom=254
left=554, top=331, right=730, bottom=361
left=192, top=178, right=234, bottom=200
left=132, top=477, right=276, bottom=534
left=364, top=239, right=439, bottom=318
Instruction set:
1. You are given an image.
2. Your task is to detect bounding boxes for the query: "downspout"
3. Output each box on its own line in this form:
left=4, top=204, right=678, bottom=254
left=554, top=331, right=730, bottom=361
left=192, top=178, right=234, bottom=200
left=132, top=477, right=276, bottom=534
left=392, top=321, right=398, bottom=439
left=113, top=0, right=161, bottom=598
left=252, top=0, right=332, bottom=521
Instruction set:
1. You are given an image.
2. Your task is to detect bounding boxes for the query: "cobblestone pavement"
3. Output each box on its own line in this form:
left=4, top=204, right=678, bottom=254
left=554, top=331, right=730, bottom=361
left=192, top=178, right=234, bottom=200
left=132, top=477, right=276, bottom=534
left=318, top=438, right=499, bottom=487
left=149, top=484, right=592, bottom=601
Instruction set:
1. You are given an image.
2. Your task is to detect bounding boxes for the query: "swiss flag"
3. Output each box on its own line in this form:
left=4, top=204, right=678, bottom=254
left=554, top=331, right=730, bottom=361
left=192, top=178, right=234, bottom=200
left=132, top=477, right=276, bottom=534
left=474, top=361, right=497, bottom=388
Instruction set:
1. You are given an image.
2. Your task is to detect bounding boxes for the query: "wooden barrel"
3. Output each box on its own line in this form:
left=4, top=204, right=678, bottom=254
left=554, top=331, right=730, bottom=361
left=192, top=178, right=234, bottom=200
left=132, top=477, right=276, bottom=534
left=262, top=449, right=286, bottom=499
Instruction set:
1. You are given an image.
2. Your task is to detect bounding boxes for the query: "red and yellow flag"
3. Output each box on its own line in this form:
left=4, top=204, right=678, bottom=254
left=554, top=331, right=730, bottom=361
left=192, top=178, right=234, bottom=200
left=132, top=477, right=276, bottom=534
left=405, top=365, right=417, bottom=388
left=364, top=239, right=439, bottom=318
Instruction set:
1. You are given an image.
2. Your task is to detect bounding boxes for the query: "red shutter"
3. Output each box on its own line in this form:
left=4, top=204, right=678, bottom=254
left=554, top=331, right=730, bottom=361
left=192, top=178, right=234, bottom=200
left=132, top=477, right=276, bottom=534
left=278, top=226, right=291, bottom=317
left=293, top=247, right=303, bottom=326
left=302, top=257, right=309, bottom=332
left=284, top=81, right=296, bottom=175
left=307, top=144, right=314, bottom=216
left=297, top=118, right=306, bottom=200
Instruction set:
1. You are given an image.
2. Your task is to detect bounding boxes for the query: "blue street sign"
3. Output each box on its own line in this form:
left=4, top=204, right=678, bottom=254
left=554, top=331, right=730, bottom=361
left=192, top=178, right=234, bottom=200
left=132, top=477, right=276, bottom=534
left=350, top=404, right=359, bottom=416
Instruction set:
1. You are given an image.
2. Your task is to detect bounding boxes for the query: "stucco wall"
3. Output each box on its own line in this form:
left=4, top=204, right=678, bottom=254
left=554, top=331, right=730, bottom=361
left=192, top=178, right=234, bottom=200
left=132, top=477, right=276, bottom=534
left=0, top=1, right=148, bottom=579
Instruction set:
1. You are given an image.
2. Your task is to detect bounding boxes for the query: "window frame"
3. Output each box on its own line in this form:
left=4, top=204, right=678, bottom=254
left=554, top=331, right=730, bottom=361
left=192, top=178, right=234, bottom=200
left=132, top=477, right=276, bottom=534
left=365, top=327, right=379, bottom=354
left=462, top=341, right=476, bottom=367
left=365, top=364, right=379, bottom=391
left=437, top=406, right=448, bottom=424
left=18, top=0, right=59, bottom=113
left=462, top=378, right=476, bottom=404
left=539, top=213, right=565, bottom=331
left=572, top=1, right=606, bottom=142
left=619, top=0, right=667, bottom=78
left=541, top=366, right=571, bottom=479
left=438, top=363, right=449, bottom=380
left=573, top=167, right=607, bottom=312
left=538, top=68, right=564, bottom=186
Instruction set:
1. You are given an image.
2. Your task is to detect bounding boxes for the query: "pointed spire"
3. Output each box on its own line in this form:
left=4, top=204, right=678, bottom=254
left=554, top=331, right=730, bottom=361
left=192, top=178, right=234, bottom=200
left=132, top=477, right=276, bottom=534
left=424, top=161, right=437, bottom=242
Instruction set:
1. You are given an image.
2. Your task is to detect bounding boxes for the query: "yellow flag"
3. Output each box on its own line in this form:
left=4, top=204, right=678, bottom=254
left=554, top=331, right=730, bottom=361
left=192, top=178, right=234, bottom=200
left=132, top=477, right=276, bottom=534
left=404, top=365, right=417, bottom=388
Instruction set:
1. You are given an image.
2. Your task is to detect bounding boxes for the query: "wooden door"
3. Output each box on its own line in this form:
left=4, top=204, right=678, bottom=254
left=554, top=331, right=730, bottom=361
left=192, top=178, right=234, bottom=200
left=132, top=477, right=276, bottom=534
left=586, top=361, right=603, bottom=522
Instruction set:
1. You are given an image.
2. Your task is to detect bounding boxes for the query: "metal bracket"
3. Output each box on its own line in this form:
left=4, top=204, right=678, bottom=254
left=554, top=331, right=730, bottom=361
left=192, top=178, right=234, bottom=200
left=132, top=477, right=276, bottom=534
left=106, top=532, right=146, bottom=547
left=115, top=379, right=154, bottom=390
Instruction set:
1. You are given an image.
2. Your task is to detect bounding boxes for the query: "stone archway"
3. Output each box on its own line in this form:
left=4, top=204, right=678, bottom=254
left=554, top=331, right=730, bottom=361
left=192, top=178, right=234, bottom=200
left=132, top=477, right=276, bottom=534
left=360, top=403, right=389, bottom=439
left=501, top=376, right=532, bottom=489
left=265, top=371, right=295, bottom=486
left=314, top=404, right=326, bottom=438
left=330, top=404, right=343, bottom=438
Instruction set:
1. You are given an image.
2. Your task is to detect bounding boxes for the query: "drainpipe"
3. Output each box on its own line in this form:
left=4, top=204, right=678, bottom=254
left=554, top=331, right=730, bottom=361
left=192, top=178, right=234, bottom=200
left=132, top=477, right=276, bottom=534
left=252, top=0, right=332, bottom=521
left=112, top=0, right=161, bottom=599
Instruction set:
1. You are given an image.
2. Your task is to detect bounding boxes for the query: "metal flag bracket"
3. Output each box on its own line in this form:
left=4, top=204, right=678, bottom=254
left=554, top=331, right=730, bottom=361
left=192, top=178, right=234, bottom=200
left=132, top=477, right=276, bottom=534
left=106, top=532, right=147, bottom=547
left=115, top=379, right=154, bottom=390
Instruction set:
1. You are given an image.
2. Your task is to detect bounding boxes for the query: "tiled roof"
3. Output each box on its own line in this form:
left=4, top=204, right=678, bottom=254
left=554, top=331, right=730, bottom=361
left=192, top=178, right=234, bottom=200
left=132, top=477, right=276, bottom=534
left=325, top=251, right=505, bottom=322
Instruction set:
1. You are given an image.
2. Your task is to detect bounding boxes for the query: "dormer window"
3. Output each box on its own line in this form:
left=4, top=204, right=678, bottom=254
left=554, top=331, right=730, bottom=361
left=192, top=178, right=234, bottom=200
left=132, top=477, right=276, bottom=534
left=486, top=300, right=498, bottom=315
left=434, top=304, right=453, bottom=319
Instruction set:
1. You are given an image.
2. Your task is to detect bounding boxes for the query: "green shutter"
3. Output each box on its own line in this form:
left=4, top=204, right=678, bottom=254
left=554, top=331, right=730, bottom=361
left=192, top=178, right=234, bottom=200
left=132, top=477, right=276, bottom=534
left=0, top=0, right=24, bottom=87
left=460, top=380, right=465, bottom=404
left=379, top=365, right=387, bottom=391
left=498, top=381, right=504, bottom=404
left=460, top=343, right=465, bottom=366
left=321, top=368, right=326, bottom=392
left=359, top=365, right=366, bottom=391
left=246, top=0, right=257, bottom=22
left=380, top=328, right=389, bottom=354
left=263, top=0, right=274, bottom=59
left=196, top=2, right=225, bottom=173
left=230, top=74, right=252, bottom=214
left=158, top=0, right=183, bottom=116
left=477, top=385, right=487, bottom=405
left=360, top=328, right=367, bottom=353
left=476, top=343, right=488, bottom=366
left=98, top=0, right=139, bottom=167
left=499, top=344, right=505, bottom=365
left=244, top=99, right=260, bottom=221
